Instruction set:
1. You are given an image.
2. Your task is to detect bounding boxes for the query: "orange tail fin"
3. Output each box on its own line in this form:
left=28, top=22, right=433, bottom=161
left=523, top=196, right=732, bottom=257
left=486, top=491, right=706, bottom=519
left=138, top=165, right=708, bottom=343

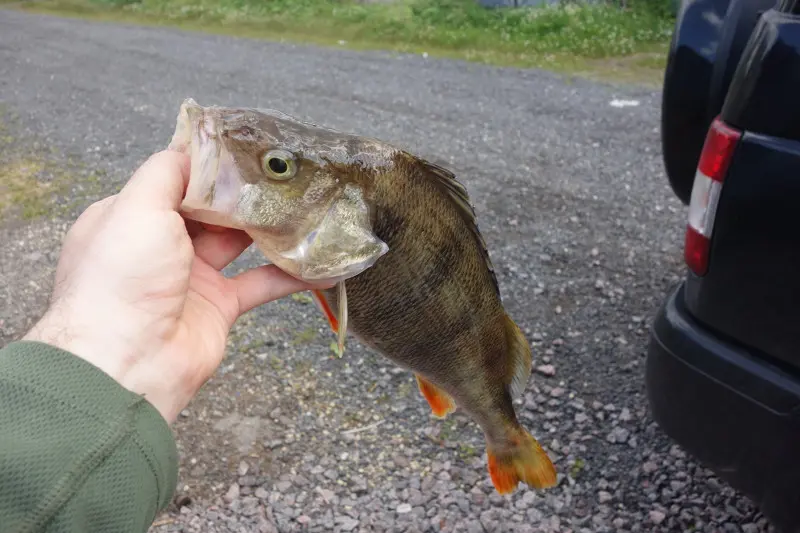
left=487, top=429, right=557, bottom=494
left=415, top=374, right=456, bottom=418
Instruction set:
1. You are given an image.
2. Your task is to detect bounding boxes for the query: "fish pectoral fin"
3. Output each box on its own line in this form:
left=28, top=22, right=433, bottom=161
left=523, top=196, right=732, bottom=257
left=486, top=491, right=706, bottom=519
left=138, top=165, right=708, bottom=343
left=415, top=374, right=456, bottom=419
left=486, top=428, right=557, bottom=494
left=336, top=281, right=348, bottom=357
left=505, top=314, right=533, bottom=401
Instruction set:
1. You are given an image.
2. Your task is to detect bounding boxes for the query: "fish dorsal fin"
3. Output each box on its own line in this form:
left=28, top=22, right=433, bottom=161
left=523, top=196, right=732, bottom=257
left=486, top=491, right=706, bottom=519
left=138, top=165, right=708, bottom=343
left=411, top=155, right=500, bottom=297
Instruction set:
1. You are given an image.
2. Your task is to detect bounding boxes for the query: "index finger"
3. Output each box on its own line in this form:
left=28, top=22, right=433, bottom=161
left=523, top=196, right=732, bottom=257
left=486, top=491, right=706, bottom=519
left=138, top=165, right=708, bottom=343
left=117, top=150, right=191, bottom=211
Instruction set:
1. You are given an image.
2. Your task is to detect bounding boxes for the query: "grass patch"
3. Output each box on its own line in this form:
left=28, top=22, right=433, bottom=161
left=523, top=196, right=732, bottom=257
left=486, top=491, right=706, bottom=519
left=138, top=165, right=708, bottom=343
left=0, top=159, right=49, bottom=219
left=0, top=157, right=106, bottom=221
left=570, top=456, right=586, bottom=478
left=291, top=326, right=318, bottom=345
left=457, top=442, right=478, bottom=460
left=291, top=292, right=314, bottom=305
left=0, top=113, right=106, bottom=222
left=11, top=0, right=674, bottom=85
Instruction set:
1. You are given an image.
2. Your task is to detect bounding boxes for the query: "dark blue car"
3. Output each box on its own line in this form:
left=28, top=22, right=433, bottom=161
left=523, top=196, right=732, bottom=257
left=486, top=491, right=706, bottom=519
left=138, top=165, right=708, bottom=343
left=646, top=0, right=800, bottom=531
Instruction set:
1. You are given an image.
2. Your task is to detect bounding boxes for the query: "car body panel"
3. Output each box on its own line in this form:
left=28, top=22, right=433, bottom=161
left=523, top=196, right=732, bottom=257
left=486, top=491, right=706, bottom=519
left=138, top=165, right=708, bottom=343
left=661, top=0, right=774, bottom=204
left=722, top=9, right=800, bottom=141
left=684, top=131, right=800, bottom=369
left=647, top=283, right=800, bottom=532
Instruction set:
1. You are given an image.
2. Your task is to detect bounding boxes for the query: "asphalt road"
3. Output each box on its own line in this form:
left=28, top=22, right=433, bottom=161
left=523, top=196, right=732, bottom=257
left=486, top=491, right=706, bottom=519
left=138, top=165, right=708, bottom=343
left=0, top=9, right=776, bottom=533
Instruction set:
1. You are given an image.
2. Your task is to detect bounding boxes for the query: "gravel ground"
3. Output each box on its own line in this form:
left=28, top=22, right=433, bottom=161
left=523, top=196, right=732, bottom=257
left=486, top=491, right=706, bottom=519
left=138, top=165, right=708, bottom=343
left=0, top=9, right=780, bottom=533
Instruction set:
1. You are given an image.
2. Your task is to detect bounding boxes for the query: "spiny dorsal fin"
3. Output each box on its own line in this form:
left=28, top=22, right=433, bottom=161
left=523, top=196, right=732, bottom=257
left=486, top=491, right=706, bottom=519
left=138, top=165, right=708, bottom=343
left=410, top=155, right=500, bottom=297
left=504, top=314, right=533, bottom=401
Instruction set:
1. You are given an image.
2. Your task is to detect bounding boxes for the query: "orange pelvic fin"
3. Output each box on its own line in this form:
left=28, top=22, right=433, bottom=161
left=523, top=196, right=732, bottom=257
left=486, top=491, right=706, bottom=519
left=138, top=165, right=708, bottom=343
left=311, top=289, right=339, bottom=333
left=415, top=374, right=456, bottom=419
left=487, top=429, right=557, bottom=494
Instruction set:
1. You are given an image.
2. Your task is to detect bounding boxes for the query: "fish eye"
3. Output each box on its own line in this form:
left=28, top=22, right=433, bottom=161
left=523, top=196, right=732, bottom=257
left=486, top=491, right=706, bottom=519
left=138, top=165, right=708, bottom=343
left=263, top=150, right=297, bottom=180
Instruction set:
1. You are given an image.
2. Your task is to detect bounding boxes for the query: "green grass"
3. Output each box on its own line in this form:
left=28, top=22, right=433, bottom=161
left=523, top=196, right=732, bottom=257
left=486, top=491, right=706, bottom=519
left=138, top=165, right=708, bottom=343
left=291, top=326, right=318, bottom=346
left=9, top=0, right=674, bottom=85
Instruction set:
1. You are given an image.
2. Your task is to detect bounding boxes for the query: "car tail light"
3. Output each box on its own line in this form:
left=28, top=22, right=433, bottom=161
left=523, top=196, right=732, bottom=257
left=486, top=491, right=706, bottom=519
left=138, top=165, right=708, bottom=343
left=684, top=117, right=741, bottom=276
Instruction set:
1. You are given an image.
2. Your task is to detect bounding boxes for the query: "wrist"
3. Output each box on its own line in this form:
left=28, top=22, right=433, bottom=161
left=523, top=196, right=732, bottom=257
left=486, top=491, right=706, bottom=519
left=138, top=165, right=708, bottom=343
left=23, top=309, right=140, bottom=402
left=24, top=311, right=190, bottom=424
left=24, top=308, right=127, bottom=379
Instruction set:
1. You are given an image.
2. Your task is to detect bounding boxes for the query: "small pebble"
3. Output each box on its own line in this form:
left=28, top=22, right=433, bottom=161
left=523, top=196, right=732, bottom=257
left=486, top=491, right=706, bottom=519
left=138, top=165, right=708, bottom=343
left=649, top=510, right=666, bottom=524
left=642, top=461, right=658, bottom=474
left=223, top=483, right=240, bottom=503
left=535, top=364, right=556, bottom=377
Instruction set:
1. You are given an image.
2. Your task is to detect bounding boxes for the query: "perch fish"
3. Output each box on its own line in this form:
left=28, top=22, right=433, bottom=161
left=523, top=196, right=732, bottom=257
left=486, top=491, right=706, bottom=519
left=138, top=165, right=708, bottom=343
left=168, top=98, right=557, bottom=494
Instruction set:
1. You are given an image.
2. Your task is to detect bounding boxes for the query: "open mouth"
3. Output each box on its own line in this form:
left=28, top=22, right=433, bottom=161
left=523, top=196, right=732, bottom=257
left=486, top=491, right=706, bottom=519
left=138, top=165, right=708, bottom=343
left=169, top=98, right=244, bottom=228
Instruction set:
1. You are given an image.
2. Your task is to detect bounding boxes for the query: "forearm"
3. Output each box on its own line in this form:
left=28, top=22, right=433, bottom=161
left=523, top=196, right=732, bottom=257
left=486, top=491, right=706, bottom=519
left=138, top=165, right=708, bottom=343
left=0, top=341, right=178, bottom=533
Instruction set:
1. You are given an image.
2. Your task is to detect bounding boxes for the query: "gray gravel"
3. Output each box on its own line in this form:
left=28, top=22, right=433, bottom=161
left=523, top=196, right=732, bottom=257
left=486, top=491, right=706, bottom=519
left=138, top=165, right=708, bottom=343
left=0, top=8, right=779, bottom=533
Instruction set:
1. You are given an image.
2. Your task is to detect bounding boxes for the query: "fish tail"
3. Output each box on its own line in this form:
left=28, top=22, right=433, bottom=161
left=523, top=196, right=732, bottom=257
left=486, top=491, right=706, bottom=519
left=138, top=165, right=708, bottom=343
left=504, top=314, right=532, bottom=401
left=486, top=427, right=557, bottom=494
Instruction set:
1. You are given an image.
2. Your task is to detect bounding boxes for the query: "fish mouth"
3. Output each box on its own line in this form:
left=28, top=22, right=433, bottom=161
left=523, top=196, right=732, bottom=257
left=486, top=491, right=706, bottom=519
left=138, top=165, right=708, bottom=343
left=169, top=98, right=246, bottom=228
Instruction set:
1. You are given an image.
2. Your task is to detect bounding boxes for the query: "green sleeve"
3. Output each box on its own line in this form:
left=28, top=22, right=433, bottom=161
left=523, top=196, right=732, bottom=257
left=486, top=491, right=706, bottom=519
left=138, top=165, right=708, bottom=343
left=0, top=341, right=178, bottom=533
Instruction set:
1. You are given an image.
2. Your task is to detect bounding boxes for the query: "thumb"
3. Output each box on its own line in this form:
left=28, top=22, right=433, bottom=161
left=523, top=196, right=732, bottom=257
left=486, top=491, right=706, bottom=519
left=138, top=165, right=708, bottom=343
left=117, top=150, right=191, bottom=211
left=227, top=265, right=333, bottom=323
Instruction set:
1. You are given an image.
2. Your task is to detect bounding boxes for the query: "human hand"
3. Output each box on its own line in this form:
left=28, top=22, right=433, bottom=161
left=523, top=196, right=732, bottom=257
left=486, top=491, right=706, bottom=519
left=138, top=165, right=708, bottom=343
left=24, top=150, right=327, bottom=423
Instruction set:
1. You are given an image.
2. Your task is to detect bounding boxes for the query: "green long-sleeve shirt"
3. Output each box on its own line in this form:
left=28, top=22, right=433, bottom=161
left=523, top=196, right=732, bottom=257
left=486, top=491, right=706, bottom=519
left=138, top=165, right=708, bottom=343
left=0, top=341, right=178, bottom=533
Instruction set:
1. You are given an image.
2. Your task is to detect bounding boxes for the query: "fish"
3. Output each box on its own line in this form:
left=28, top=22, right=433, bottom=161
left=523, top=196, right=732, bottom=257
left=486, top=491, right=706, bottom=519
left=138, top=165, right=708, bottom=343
left=168, top=98, right=557, bottom=494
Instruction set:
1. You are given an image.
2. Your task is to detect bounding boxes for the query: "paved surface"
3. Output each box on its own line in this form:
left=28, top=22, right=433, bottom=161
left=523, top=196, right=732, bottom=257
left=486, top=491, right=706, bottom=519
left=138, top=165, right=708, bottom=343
left=0, top=9, right=777, bottom=533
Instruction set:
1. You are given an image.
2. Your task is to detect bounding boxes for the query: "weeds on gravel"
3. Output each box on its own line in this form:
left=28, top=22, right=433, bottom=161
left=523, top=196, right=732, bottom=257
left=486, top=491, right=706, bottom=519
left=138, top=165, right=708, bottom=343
left=570, top=457, right=586, bottom=478
left=16, top=0, right=674, bottom=83
left=0, top=115, right=106, bottom=221
left=291, top=292, right=314, bottom=305
left=0, top=157, right=106, bottom=220
left=292, top=327, right=318, bottom=346
left=0, top=159, right=49, bottom=219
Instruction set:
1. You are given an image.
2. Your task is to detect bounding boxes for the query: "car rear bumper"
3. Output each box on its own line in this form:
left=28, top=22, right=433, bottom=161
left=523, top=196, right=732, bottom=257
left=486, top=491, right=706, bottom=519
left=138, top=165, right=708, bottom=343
left=646, top=282, right=800, bottom=532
